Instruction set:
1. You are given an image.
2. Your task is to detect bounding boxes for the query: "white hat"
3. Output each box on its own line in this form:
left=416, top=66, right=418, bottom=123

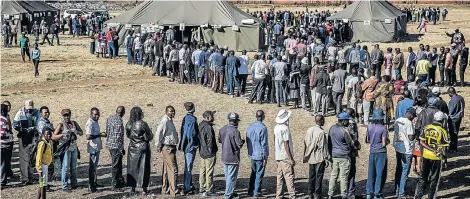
left=24, top=100, right=34, bottom=109
left=433, top=111, right=446, bottom=122
left=282, top=55, right=288, bottom=60
left=301, top=57, right=308, bottom=65
left=432, top=87, right=440, bottom=95
left=276, top=109, right=292, bottom=124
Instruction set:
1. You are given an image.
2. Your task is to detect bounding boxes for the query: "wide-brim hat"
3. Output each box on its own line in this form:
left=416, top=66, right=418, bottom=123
left=276, top=109, right=292, bottom=124
left=372, top=109, right=385, bottom=120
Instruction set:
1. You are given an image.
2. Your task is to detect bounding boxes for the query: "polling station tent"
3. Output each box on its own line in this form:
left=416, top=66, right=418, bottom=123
left=105, top=0, right=263, bottom=51
left=328, top=0, right=407, bottom=42
left=1, top=1, right=59, bottom=33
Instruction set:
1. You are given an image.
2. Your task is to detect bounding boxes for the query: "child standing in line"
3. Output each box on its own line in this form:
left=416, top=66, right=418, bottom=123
left=36, top=127, right=53, bottom=199
left=31, top=43, right=41, bottom=77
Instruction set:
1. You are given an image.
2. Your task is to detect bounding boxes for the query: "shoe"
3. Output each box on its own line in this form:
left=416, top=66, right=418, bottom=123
left=366, top=195, right=372, bottom=199
left=62, top=188, right=72, bottom=192
left=71, top=185, right=80, bottom=189
left=21, top=180, right=32, bottom=186
left=88, top=187, right=97, bottom=193
left=94, top=183, right=104, bottom=187
left=253, top=193, right=265, bottom=198
left=328, top=196, right=333, bottom=199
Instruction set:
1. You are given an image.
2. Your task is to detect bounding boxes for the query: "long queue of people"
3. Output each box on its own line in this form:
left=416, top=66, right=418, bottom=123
left=0, top=80, right=464, bottom=199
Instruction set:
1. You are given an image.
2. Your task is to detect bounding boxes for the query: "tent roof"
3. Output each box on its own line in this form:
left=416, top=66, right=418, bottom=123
left=328, top=0, right=405, bottom=21
left=1, top=1, right=58, bottom=15
left=105, top=0, right=260, bottom=26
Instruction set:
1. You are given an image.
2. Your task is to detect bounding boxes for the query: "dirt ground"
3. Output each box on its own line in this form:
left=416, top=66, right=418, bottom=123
left=1, top=4, right=470, bottom=199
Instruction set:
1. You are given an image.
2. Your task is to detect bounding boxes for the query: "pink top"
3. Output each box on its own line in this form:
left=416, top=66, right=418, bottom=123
left=288, top=39, right=298, bottom=55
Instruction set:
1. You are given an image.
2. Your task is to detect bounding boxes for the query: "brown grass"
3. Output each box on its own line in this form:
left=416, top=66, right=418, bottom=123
left=1, top=4, right=470, bottom=199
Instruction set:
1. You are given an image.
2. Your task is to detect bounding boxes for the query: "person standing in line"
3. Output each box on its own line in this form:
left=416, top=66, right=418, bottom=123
left=125, top=33, right=134, bottom=65
left=31, top=44, right=41, bottom=77
left=246, top=110, right=269, bottom=198
left=393, top=48, right=404, bottom=80
left=238, top=50, right=250, bottom=96
left=249, top=55, right=269, bottom=104
left=19, top=32, right=31, bottom=63
left=459, top=47, right=468, bottom=86
left=190, top=44, right=202, bottom=81
left=274, top=109, right=296, bottom=199
left=126, top=107, right=153, bottom=194
left=313, top=65, right=331, bottom=115
left=345, top=108, right=361, bottom=199
left=106, top=106, right=126, bottom=191
left=384, top=47, right=394, bottom=77
left=35, top=127, right=53, bottom=199
left=53, top=109, right=83, bottom=191
left=153, top=34, right=165, bottom=76
left=219, top=113, right=244, bottom=199
left=178, top=102, right=199, bottom=195
left=0, top=104, right=14, bottom=186
left=331, top=63, right=347, bottom=115
left=36, top=106, right=54, bottom=183
left=303, top=115, right=329, bottom=199
left=406, top=47, right=417, bottom=82
left=273, top=55, right=289, bottom=107
left=415, top=56, right=432, bottom=82
left=198, top=111, right=218, bottom=197
left=133, top=34, right=142, bottom=65
left=414, top=111, right=449, bottom=199
left=437, top=46, right=446, bottom=86
left=444, top=47, right=453, bottom=86
left=393, top=108, right=416, bottom=199
left=447, top=87, right=465, bottom=152
left=361, top=76, right=379, bottom=126
left=226, top=51, right=241, bottom=98
left=327, top=112, right=352, bottom=199
left=365, top=109, right=389, bottom=199
left=300, top=57, right=312, bottom=111
left=155, top=106, right=179, bottom=197
left=13, top=100, right=40, bottom=185
left=86, top=108, right=105, bottom=193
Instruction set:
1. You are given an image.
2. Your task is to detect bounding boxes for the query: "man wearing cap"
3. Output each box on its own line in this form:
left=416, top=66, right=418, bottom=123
left=430, top=87, right=449, bottom=114
left=219, top=112, right=244, bottom=199
left=13, top=100, right=40, bottom=185
left=365, top=109, right=389, bottom=199
left=246, top=110, right=269, bottom=197
left=303, top=115, right=329, bottom=199
left=198, top=110, right=218, bottom=196
left=274, top=109, right=296, bottom=199
left=300, top=57, right=312, bottom=110
left=155, top=106, right=179, bottom=197
left=178, top=102, right=199, bottom=195
left=414, top=111, right=449, bottom=199
left=447, top=87, right=465, bottom=152
left=328, top=112, right=352, bottom=199
left=313, top=64, right=331, bottom=115
left=393, top=108, right=416, bottom=198
left=273, top=55, right=288, bottom=107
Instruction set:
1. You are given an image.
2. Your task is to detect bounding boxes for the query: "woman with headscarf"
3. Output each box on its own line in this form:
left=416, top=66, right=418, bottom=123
left=126, top=106, right=153, bottom=194
left=374, top=75, right=394, bottom=130
left=53, top=109, right=83, bottom=191
left=289, top=61, right=301, bottom=109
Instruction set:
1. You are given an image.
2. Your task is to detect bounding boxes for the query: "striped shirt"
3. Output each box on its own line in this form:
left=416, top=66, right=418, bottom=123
left=0, top=116, right=13, bottom=148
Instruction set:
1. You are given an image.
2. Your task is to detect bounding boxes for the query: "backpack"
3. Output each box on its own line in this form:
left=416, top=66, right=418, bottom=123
left=28, top=137, right=47, bottom=165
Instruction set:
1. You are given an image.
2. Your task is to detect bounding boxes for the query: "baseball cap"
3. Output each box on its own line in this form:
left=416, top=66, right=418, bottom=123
left=432, top=87, right=440, bottom=95
left=282, top=55, right=287, bottom=60
left=337, top=112, right=350, bottom=120
left=227, top=112, right=240, bottom=121
left=24, top=100, right=34, bottom=109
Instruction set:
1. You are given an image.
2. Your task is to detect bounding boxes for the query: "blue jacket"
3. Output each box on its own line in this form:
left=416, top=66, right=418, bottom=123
left=449, top=95, right=465, bottom=120
left=179, top=114, right=199, bottom=153
left=226, top=56, right=239, bottom=77
left=246, top=121, right=269, bottom=161
left=395, top=98, right=414, bottom=119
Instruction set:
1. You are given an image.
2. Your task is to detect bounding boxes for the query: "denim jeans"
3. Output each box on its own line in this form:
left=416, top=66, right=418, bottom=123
left=366, top=152, right=388, bottom=197
left=134, top=49, right=142, bottom=65
left=300, top=84, right=312, bottom=109
left=62, top=150, right=78, bottom=189
left=394, top=152, right=412, bottom=197
left=126, top=47, right=133, bottom=64
left=88, top=151, right=100, bottom=188
left=107, top=41, right=115, bottom=58
left=227, top=74, right=240, bottom=95
left=248, top=160, right=265, bottom=196
left=223, top=164, right=239, bottom=199
left=184, top=151, right=196, bottom=192
left=275, top=80, right=287, bottom=106
left=51, top=33, right=59, bottom=45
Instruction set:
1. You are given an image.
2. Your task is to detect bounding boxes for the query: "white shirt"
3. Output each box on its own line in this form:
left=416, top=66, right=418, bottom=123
left=253, top=60, right=268, bottom=79
left=394, top=117, right=415, bottom=154
left=274, top=123, right=294, bottom=161
left=238, top=55, right=249, bottom=75
left=86, top=118, right=102, bottom=153
left=133, top=36, right=141, bottom=50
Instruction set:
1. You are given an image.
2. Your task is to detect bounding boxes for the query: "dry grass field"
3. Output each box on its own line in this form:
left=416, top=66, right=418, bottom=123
left=1, top=3, right=470, bottom=199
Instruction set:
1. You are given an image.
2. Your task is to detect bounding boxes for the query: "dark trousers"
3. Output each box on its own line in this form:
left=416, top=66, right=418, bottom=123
left=90, top=42, right=95, bottom=54
left=332, top=91, right=344, bottom=114
left=265, top=76, right=275, bottom=103
left=445, top=68, right=454, bottom=85
left=407, top=66, right=414, bottom=82
left=439, top=65, right=445, bottom=85
left=1, top=145, right=13, bottom=185
left=212, top=70, right=224, bottom=93
left=449, top=118, right=462, bottom=151
left=308, top=161, right=326, bottom=199
left=248, top=160, right=266, bottom=196
left=18, top=138, right=34, bottom=182
left=33, top=59, right=39, bottom=76
left=9, top=33, right=17, bottom=46
left=414, top=158, right=442, bottom=199
left=349, top=63, right=359, bottom=74
left=459, top=65, right=467, bottom=86
left=429, top=65, right=436, bottom=85
left=51, top=33, right=59, bottom=45
left=237, top=74, right=248, bottom=95
left=373, top=64, right=383, bottom=81
left=249, top=78, right=266, bottom=103
left=41, top=34, right=52, bottom=45
left=88, top=152, right=100, bottom=188
left=21, top=47, right=31, bottom=62
left=109, top=149, right=124, bottom=187
left=347, top=156, right=357, bottom=196
left=288, top=54, right=296, bottom=66
left=170, top=61, right=179, bottom=82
